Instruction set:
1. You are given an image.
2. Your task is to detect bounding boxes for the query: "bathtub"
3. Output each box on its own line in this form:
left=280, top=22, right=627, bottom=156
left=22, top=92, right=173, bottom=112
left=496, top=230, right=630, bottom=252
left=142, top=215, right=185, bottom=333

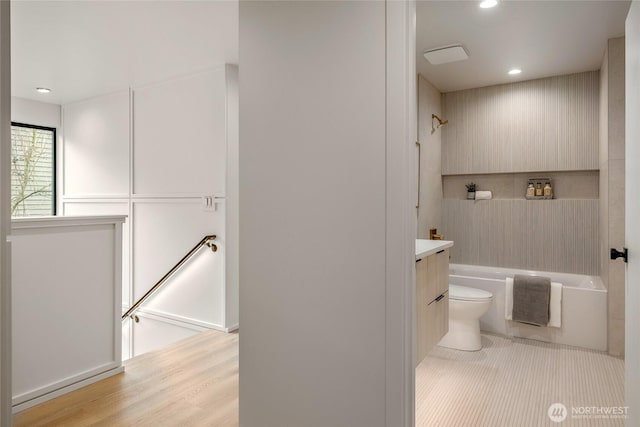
left=449, top=264, right=607, bottom=351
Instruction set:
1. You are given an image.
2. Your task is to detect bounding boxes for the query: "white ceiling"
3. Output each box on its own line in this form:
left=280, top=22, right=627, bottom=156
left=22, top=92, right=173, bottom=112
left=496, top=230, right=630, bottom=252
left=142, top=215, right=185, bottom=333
left=417, top=0, right=631, bottom=93
left=11, top=0, right=238, bottom=105
left=12, top=1, right=631, bottom=103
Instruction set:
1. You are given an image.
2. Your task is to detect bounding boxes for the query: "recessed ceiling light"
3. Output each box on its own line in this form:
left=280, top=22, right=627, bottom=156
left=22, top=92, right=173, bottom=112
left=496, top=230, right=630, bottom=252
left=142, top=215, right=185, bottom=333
left=479, top=0, right=498, bottom=9
left=508, top=68, right=522, bottom=75
left=36, top=87, right=52, bottom=94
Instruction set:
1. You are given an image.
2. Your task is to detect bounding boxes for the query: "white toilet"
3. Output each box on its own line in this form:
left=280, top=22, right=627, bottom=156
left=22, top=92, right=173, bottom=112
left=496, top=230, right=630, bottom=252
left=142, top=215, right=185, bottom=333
left=438, top=284, right=493, bottom=351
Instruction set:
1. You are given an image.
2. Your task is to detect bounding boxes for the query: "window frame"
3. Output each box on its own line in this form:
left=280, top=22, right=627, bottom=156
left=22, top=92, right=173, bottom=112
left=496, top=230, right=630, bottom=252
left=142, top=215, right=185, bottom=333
left=10, top=121, right=57, bottom=217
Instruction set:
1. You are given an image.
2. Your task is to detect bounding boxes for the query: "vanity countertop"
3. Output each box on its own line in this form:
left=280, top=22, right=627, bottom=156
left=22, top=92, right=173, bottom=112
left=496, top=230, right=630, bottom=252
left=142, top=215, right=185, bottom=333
left=416, top=239, right=453, bottom=261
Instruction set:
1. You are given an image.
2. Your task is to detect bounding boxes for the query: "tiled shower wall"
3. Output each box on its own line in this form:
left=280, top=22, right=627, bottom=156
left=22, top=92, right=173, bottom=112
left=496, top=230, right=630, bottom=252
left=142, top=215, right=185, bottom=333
left=417, top=75, right=443, bottom=239
left=440, top=70, right=600, bottom=277
left=442, top=199, right=599, bottom=275
left=600, top=37, right=626, bottom=357
left=442, top=71, right=599, bottom=175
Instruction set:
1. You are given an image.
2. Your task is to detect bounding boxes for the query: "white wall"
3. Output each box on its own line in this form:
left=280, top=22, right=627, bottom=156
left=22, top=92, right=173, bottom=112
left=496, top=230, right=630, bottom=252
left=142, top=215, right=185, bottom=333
left=63, top=90, right=128, bottom=197
left=131, top=200, right=224, bottom=326
left=131, top=311, right=207, bottom=356
left=11, top=97, right=60, bottom=129
left=62, top=90, right=131, bottom=310
left=61, top=66, right=239, bottom=359
left=63, top=201, right=130, bottom=309
left=225, top=66, right=239, bottom=329
left=239, top=2, right=415, bottom=426
left=11, top=216, right=124, bottom=412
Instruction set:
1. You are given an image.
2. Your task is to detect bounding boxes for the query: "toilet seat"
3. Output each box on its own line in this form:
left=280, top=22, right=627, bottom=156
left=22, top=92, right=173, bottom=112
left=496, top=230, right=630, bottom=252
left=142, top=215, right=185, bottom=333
left=449, top=284, right=493, bottom=302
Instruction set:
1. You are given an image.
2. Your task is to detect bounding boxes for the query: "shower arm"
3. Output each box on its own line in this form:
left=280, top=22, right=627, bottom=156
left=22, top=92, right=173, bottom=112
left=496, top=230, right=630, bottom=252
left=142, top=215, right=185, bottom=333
left=432, top=114, right=448, bottom=128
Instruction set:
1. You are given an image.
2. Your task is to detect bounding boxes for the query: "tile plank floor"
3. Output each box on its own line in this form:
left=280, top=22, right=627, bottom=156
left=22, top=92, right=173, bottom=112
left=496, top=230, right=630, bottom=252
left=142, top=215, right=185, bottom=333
left=416, top=334, right=625, bottom=427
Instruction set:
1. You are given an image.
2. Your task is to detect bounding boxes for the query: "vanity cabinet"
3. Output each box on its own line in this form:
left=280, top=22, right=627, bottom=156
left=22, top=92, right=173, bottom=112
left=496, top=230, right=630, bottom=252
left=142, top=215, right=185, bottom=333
left=424, top=249, right=449, bottom=303
left=416, top=248, right=450, bottom=365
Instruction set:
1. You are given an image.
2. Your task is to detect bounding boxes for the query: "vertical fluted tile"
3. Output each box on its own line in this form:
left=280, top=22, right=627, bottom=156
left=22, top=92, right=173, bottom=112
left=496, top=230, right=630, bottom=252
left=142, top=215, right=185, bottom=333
left=442, top=71, right=599, bottom=174
left=443, top=199, right=598, bottom=275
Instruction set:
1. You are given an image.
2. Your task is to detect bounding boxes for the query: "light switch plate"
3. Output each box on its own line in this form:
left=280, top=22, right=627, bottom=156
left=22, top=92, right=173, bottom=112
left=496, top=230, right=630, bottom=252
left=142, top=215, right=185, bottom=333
left=202, top=196, right=216, bottom=212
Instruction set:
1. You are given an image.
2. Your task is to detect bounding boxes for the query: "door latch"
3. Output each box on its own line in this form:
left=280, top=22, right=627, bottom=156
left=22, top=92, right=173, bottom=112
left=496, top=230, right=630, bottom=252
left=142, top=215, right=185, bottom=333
left=610, top=247, right=628, bottom=263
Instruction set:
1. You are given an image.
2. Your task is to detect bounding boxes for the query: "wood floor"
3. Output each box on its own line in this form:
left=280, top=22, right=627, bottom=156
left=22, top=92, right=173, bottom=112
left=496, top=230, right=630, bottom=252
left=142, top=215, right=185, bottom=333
left=14, top=330, right=238, bottom=427
left=416, top=333, right=625, bottom=427
left=14, top=331, right=626, bottom=426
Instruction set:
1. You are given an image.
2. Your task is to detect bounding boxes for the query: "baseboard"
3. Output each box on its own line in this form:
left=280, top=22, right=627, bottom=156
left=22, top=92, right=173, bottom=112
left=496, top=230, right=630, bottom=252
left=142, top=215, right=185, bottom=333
left=136, top=308, right=229, bottom=332
left=12, top=365, right=124, bottom=414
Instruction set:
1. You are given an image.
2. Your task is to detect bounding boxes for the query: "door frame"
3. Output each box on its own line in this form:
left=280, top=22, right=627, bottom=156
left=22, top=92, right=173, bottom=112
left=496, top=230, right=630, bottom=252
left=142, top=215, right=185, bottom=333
left=625, top=1, right=640, bottom=424
left=0, top=1, right=12, bottom=426
left=385, top=1, right=417, bottom=425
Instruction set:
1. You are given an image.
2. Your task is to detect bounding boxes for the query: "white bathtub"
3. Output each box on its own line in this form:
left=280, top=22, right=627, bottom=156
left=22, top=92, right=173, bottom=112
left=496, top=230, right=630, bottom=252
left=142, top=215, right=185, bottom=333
left=449, top=264, right=607, bottom=351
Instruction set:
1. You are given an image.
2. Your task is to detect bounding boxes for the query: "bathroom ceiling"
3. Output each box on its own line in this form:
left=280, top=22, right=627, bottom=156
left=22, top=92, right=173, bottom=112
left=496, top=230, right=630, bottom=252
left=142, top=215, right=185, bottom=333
left=11, top=1, right=238, bottom=105
left=417, top=0, right=631, bottom=93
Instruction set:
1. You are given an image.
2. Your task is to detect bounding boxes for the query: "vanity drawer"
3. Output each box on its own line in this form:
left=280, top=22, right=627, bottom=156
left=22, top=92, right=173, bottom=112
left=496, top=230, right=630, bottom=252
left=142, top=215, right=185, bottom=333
left=424, top=249, right=449, bottom=303
left=416, top=247, right=451, bottom=366
left=434, top=248, right=449, bottom=297
left=417, top=291, right=449, bottom=365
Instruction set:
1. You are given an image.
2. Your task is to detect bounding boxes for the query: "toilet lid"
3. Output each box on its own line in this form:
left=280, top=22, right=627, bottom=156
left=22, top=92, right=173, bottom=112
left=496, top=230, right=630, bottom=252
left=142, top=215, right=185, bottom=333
left=449, top=284, right=493, bottom=301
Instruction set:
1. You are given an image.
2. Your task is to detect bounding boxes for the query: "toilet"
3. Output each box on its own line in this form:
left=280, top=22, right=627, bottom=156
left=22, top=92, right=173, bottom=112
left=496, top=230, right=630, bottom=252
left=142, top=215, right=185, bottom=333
left=438, top=284, right=493, bottom=351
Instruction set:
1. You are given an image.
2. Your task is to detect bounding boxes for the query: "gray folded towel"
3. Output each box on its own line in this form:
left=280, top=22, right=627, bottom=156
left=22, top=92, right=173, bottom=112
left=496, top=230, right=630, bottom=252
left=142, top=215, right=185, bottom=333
left=512, top=274, right=551, bottom=326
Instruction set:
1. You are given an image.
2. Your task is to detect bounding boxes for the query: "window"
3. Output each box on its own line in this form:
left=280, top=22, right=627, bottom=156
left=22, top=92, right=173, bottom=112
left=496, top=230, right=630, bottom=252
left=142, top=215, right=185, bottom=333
left=11, top=123, right=56, bottom=217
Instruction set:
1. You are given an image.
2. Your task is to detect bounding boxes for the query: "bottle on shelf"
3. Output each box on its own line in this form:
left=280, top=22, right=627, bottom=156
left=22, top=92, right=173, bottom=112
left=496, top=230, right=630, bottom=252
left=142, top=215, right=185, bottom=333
left=544, top=182, right=553, bottom=198
left=535, top=182, right=543, bottom=197
left=526, top=183, right=535, bottom=198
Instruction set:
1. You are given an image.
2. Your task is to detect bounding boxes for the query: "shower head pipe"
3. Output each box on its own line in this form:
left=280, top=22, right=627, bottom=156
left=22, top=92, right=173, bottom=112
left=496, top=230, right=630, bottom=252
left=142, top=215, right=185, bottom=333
left=432, top=114, right=448, bottom=128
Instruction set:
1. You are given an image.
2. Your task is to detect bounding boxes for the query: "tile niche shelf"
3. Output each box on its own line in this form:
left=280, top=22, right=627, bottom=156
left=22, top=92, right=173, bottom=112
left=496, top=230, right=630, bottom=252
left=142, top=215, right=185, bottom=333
left=441, top=170, right=598, bottom=201
left=525, top=177, right=553, bottom=200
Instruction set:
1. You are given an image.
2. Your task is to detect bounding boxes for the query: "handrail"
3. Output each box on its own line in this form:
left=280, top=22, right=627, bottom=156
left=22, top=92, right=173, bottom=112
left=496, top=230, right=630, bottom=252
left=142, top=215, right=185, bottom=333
left=122, top=235, right=218, bottom=320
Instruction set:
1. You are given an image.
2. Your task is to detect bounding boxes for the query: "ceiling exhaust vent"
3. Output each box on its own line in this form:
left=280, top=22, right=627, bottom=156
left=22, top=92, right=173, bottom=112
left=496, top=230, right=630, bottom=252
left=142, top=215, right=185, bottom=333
left=423, top=45, right=469, bottom=65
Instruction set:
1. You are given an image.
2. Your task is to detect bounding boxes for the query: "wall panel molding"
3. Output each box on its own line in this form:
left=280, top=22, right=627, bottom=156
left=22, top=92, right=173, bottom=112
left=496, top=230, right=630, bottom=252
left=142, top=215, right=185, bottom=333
left=62, top=90, right=130, bottom=197
left=61, top=66, right=239, bottom=360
